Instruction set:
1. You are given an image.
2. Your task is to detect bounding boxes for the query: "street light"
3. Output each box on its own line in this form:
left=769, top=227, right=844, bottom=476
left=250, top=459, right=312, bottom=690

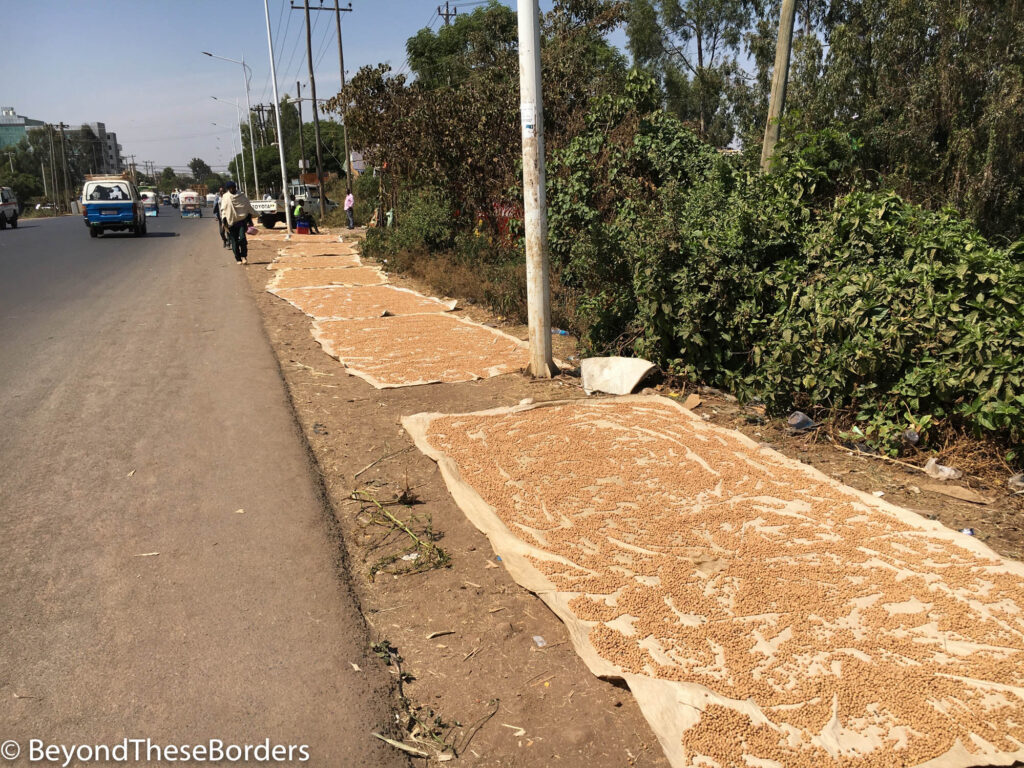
left=212, top=123, right=242, bottom=190
left=212, top=97, right=248, bottom=196
left=201, top=50, right=260, bottom=197
left=263, top=0, right=294, bottom=234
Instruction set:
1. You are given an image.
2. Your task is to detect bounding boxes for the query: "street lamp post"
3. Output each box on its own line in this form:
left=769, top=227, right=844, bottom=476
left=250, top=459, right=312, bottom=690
left=264, top=0, right=293, bottom=233
left=212, top=97, right=248, bottom=196
left=202, top=51, right=261, bottom=198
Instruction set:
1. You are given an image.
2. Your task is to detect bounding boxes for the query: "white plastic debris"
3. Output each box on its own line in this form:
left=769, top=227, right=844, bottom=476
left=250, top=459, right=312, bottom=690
left=580, top=357, right=656, bottom=396
left=924, top=457, right=962, bottom=481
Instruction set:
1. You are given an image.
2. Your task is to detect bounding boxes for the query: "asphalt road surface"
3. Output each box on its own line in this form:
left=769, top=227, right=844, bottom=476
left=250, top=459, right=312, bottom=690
left=0, top=212, right=405, bottom=766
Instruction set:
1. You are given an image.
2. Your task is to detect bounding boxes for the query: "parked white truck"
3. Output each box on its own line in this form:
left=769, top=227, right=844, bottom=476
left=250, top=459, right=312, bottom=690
left=251, top=183, right=338, bottom=229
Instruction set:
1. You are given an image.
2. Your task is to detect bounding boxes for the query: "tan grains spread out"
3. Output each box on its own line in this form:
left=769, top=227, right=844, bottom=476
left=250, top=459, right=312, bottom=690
left=272, top=285, right=453, bottom=320
left=268, top=266, right=386, bottom=290
left=269, top=254, right=362, bottom=270
left=248, top=232, right=318, bottom=243
left=313, top=314, right=528, bottom=386
left=423, top=399, right=1024, bottom=767
left=276, top=242, right=359, bottom=258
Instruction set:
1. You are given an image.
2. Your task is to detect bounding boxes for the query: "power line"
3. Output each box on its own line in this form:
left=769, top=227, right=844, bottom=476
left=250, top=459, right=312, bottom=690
left=260, top=0, right=288, bottom=103
left=313, top=15, right=335, bottom=71
left=286, top=4, right=324, bottom=90
left=396, top=9, right=439, bottom=78
left=279, top=6, right=308, bottom=96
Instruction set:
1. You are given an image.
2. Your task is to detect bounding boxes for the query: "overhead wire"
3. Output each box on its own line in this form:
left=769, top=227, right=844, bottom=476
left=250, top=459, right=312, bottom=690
left=313, top=15, right=335, bottom=72
left=290, top=5, right=325, bottom=87
left=279, top=4, right=309, bottom=95
left=395, top=8, right=440, bottom=79
left=260, top=0, right=289, bottom=103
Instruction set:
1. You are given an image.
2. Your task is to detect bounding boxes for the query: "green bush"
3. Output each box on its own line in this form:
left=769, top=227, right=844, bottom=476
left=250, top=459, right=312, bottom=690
left=547, top=73, right=1024, bottom=453
left=389, top=187, right=456, bottom=254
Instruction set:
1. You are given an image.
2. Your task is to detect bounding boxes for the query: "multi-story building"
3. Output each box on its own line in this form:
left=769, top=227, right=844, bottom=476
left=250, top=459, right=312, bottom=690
left=85, top=122, right=123, bottom=175
left=0, top=107, right=44, bottom=149
left=2, top=110, right=124, bottom=174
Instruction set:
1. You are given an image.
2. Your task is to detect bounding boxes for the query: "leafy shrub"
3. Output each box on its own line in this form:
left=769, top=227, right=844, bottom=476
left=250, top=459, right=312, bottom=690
left=548, top=73, right=1024, bottom=452
left=389, top=187, right=456, bottom=254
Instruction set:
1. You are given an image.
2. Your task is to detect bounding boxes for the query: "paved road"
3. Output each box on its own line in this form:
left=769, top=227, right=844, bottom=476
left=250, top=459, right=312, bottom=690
left=0, top=213, right=404, bottom=766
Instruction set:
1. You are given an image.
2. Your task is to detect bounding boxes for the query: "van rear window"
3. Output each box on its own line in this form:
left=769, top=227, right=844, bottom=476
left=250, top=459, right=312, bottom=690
left=86, top=183, right=130, bottom=201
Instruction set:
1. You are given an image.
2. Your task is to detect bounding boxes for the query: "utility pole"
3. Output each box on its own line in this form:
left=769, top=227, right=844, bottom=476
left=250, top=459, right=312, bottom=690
left=516, top=0, right=555, bottom=377
left=46, top=126, right=60, bottom=213
left=438, top=1, right=457, bottom=25
left=251, top=105, right=262, bottom=148
left=58, top=124, right=71, bottom=210
left=3, top=152, right=13, bottom=173
left=235, top=101, right=248, bottom=195
left=299, top=1, right=354, bottom=185
left=294, top=0, right=325, bottom=193
left=41, top=162, right=48, bottom=200
left=126, top=154, right=137, bottom=185
left=295, top=82, right=307, bottom=173
left=760, top=0, right=797, bottom=171
left=264, top=0, right=294, bottom=232
left=333, top=0, right=353, bottom=186
left=260, top=105, right=271, bottom=146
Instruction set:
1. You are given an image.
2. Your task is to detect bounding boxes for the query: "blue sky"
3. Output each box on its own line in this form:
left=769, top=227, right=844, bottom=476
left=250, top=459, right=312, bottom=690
left=7, top=0, right=623, bottom=173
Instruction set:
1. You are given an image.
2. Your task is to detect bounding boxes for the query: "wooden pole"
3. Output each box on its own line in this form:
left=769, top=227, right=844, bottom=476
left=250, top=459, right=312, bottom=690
left=333, top=0, right=353, bottom=186
left=303, top=0, right=325, bottom=195
left=760, top=0, right=797, bottom=171
left=296, top=82, right=306, bottom=174
left=264, top=0, right=294, bottom=232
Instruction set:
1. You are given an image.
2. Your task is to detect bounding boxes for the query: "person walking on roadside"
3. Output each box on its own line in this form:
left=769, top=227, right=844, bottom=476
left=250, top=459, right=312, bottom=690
left=220, top=181, right=256, bottom=264
left=213, top=186, right=229, bottom=248
left=344, top=189, right=355, bottom=229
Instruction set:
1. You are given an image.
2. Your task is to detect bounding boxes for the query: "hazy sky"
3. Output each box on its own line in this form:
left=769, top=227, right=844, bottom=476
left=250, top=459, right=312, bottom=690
left=7, top=0, right=613, bottom=173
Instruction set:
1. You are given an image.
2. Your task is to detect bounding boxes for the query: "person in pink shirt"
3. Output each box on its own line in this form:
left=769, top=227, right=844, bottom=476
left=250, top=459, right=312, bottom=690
left=344, top=189, right=354, bottom=229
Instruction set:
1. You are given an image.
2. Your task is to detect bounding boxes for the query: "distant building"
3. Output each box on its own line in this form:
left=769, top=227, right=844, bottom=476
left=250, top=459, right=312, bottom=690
left=0, top=106, right=44, bottom=149
left=84, top=122, right=123, bottom=175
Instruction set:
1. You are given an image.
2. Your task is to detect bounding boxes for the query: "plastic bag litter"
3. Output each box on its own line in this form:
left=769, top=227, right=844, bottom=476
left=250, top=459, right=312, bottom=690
left=787, top=411, right=817, bottom=431
left=924, top=457, right=962, bottom=480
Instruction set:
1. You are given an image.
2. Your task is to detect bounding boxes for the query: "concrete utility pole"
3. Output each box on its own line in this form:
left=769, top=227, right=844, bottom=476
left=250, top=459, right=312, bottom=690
left=760, top=0, right=797, bottom=171
left=3, top=152, right=14, bottom=173
left=295, top=82, right=307, bottom=172
left=264, top=0, right=294, bottom=232
left=516, top=0, right=555, bottom=378
left=438, top=1, right=457, bottom=25
left=41, top=162, right=48, bottom=199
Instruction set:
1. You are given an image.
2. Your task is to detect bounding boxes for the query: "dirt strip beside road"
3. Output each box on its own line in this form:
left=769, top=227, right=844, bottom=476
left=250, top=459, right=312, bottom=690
left=242, top=234, right=671, bottom=767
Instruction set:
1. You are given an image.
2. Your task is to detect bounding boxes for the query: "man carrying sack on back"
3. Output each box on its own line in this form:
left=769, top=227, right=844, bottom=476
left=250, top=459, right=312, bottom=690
left=220, top=181, right=256, bottom=264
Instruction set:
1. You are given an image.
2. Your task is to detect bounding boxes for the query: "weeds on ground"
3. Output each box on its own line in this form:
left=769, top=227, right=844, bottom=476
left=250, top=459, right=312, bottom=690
left=372, top=639, right=499, bottom=760
left=351, top=488, right=451, bottom=580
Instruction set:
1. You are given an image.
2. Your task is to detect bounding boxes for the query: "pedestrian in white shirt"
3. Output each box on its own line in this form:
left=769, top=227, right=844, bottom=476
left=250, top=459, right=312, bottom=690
left=344, top=189, right=355, bottom=229
left=220, top=181, right=256, bottom=264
